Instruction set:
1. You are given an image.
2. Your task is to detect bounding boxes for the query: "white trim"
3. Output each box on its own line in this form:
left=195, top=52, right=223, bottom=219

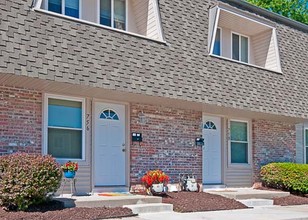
left=209, top=54, right=282, bottom=74
left=48, top=126, right=83, bottom=131
left=152, top=0, right=164, bottom=41
left=231, top=31, right=250, bottom=64
left=61, top=0, right=65, bottom=16
left=125, top=0, right=128, bottom=31
left=228, top=119, right=251, bottom=166
left=272, top=28, right=282, bottom=72
left=210, top=8, right=221, bottom=55
left=111, top=0, right=114, bottom=28
left=97, top=0, right=100, bottom=24
left=43, top=93, right=86, bottom=161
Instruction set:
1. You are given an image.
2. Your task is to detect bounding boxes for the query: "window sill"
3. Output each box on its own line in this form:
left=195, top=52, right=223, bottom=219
left=33, top=8, right=167, bottom=45
left=209, top=54, right=282, bottom=74
left=228, top=163, right=252, bottom=169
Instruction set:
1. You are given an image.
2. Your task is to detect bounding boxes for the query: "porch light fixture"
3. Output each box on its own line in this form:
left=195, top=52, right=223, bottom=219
left=138, top=111, right=147, bottom=124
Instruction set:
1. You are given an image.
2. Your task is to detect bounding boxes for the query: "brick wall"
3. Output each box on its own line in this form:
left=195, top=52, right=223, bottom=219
left=0, top=86, right=42, bottom=155
left=252, top=119, right=296, bottom=181
left=130, top=103, right=202, bottom=184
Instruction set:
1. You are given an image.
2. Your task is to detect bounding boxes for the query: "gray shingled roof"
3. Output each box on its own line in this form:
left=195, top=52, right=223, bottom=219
left=0, top=0, right=307, bottom=119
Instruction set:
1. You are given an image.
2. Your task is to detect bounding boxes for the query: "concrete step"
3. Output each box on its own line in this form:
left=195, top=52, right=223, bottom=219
left=206, top=188, right=290, bottom=200
left=238, top=199, right=274, bottom=207
left=123, top=203, right=173, bottom=214
left=203, top=184, right=226, bottom=190
left=54, top=194, right=162, bottom=208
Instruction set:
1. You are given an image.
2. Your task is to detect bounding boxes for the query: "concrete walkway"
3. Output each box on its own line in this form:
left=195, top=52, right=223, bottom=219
left=117, top=205, right=308, bottom=220
left=204, top=187, right=290, bottom=199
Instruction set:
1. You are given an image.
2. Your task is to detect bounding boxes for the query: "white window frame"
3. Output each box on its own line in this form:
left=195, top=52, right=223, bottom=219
left=231, top=31, right=250, bottom=64
left=45, top=0, right=82, bottom=19
left=97, top=0, right=128, bottom=31
left=212, top=27, right=222, bottom=56
left=228, top=119, right=251, bottom=166
left=43, top=94, right=86, bottom=161
left=304, top=128, right=308, bottom=164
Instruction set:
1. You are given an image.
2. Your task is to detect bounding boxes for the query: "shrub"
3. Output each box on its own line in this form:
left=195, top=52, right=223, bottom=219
left=0, top=153, right=62, bottom=210
left=260, top=162, right=308, bottom=194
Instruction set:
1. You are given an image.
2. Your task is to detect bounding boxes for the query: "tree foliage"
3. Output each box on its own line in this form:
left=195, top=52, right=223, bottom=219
left=246, top=0, right=308, bottom=25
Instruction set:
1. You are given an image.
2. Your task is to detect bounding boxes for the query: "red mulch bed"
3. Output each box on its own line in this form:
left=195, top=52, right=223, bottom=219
left=274, top=195, right=308, bottom=206
left=162, top=192, right=248, bottom=212
left=0, top=201, right=135, bottom=220
left=255, top=186, right=308, bottom=206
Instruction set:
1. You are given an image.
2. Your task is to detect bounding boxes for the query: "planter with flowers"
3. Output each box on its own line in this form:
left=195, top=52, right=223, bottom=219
left=141, top=169, right=170, bottom=195
left=61, top=161, right=78, bottom=178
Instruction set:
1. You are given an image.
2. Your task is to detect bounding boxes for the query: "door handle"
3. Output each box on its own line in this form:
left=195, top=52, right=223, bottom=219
left=122, top=143, right=126, bottom=152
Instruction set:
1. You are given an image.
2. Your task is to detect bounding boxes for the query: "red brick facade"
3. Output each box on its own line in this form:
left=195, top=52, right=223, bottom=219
left=0, top=86, right=42, bottom=155
left=252, top=119, right=296, bottom=181
left=0, top=85, right=298, bottom=186
left=130, top=103, right=202, bottom=184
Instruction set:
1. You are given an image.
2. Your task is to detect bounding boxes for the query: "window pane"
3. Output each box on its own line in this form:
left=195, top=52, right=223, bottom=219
left=241, top=36, right=248, bottom=63
left=231, top=142, right=248, bottom=163
left=213, top=29, right=221, bottom=56
left=48, top=98, right=82, bottom=128
left=114, top=0, right=126, bottom=30
left=232, top=33, right=239, bottom=61
left=65, top=0, right=79, bottom=18
left=48, top=128, right=82, bottom=159
left=100, top=0, right=112, bottom=27
left=48, top=0, right=62, bottom=13
left=305, top=130, right=308, bottom=146
left=231, top=121, right=247, bottom=141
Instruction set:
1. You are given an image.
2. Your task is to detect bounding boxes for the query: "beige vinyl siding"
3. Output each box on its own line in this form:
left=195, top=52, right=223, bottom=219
left=131, top=0, right=161, bottom=40
left=127, top=0, right=138, bottom=33
left=225, top=166, right=253, bottom=187
left=132, top=0, right=148, bottom=36
left=81, top=0, right=98, bottom=23
left=57, top=98, right=92, bottom=194
left=251, top=29, right=278, bottom=71
left=146, top=0, right=160, bottom=39
left=296, top=123, right=304, bottom=164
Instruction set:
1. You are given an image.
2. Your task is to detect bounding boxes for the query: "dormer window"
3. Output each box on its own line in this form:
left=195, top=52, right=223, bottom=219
left=100, top=0, right=126, bottom=30
left=209, top=4, right=282, bottom=72
left=48, top=0, right=80, bottom=18
left=232, top=33, right=249, bottom=63
left=213, top=28, right=221, bottom=56
left=39, top=0, right=163, bottom=41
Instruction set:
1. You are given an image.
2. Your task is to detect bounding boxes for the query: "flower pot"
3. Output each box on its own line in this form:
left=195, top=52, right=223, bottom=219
left=152, top=183, right=164, bottom=193
left=64, top=171, right=76, bottom=178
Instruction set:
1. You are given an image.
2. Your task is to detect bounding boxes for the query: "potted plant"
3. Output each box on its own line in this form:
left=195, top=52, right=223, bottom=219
left=61, top=161, right=78, bottom=178
left=141, top=169, right=169, bottom=194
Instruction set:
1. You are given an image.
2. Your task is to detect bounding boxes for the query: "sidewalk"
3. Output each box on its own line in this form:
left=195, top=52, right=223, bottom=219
left=119, top=205, right=308, bottom=220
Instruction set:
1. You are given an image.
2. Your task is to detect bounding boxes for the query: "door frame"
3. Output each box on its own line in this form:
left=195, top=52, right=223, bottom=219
left=202, top=113, right=224, bottom=184
left=92, top=99, right=130, bottom=189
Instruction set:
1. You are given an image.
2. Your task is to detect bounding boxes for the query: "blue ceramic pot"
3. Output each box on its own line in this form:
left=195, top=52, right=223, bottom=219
left=64, top=171, right=76, bottom=178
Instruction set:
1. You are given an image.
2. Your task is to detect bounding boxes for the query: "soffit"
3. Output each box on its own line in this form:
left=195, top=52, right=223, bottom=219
left=0, top=73, right=306, bottom=124
left=218, top=9, right=271, bottom=36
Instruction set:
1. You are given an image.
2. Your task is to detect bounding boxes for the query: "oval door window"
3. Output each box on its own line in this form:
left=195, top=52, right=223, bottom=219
left=100, top=109, right=119, bottom=120
left=204, top=121, right=216, bottom=130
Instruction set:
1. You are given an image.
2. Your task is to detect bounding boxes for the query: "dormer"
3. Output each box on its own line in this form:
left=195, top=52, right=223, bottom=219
left=36, top=0, right=164, bottom=41
left=208, top=4, right=282, bottom=73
